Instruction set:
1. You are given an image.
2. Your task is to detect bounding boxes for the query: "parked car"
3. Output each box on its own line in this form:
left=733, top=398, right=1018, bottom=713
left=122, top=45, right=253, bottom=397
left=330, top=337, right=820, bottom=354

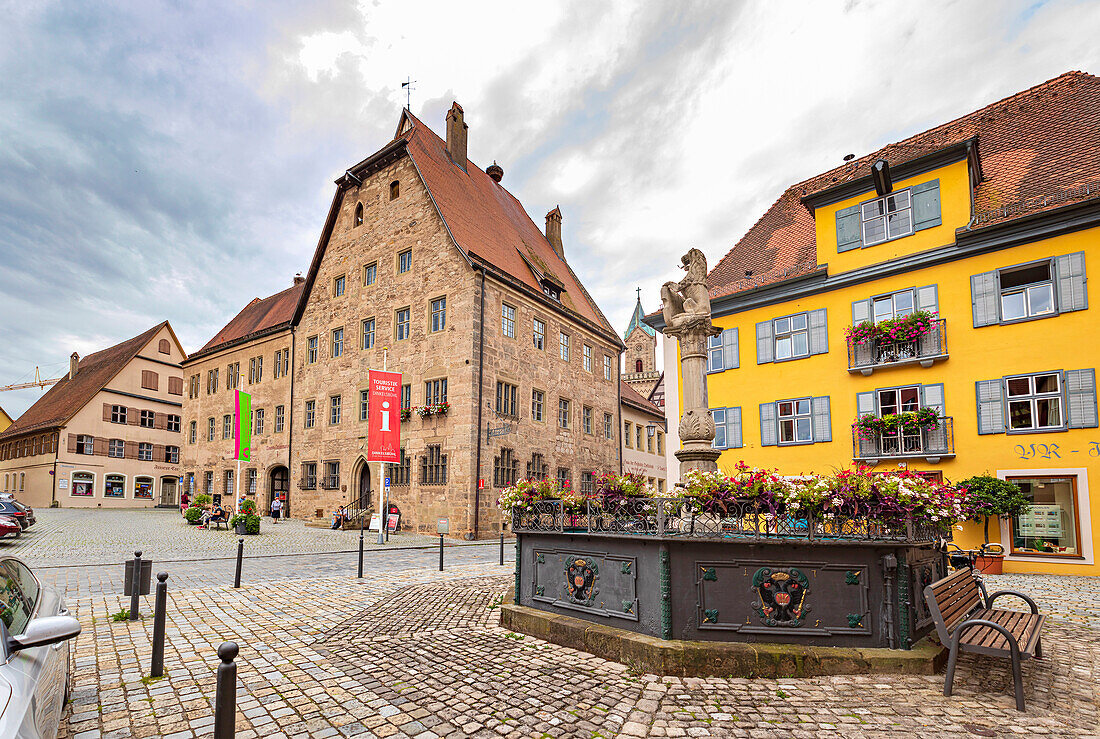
left=0, top=503, right=30, bottom=531
left=0, top=518, right=20, bottom=540
left=10, top=503, right=34, bottom=528
left=0, top=557, right=81, bottom=737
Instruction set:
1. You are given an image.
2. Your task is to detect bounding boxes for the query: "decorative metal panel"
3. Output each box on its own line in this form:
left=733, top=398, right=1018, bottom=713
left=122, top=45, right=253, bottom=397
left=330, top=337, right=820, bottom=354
left=531, top=548, right=639, bottom=622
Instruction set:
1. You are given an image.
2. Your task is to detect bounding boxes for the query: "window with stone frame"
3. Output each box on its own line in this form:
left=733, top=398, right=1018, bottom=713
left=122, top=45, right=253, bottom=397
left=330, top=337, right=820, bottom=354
left=502, top=303, right=516, bottom=338
left=247, top=468, right=257, bottom=495
left=204, top=471, right=213, bottom=494
left=354, top=202, right=364, bottom=226
left=307, top=336, right=318, bottom=364
left=390, top=180, right=400, bottom=200
left=421, top=445, right=447, bottom=485
left=322, top=461, right=340, bottom=489
left=624, top=420, right=633, bottom=447
left=222, top=415, right=232, bottom=439
left=140, top=410, right=155, bottom=428
left=207, top=417, right=215, bottom=441
left=493, top=447, right=517, bottom=488
left=111, top=405, right=127, bottom=424
left=167, top=414, right=181, bottom=433
left=334, top=274, right=346, bottom=297
left=363, top=262, right=377, bottom=286
left=362, top=318, right=376, bottom=349
left=582, top=406, right=593, bottom=434
left=392, top=448, right=410, bottom=486
left=398, top=248, right=412, bottom=273
left=533, top=319, right=545, bottom=350
left=526, top=453, right=548, bottom=480
left=431, top=297, right=446, bottom=332
left=531, top=389, right=544, bottom=422
left=396, top=307, right=410, bottom=341
left=583, top=344, right=592, bottom=372
left=604, top=413, right=614, bottom=440
left=580, top=471, right=595, bottom=495
left=304, top=400, right=316, bottom=429
left=359, top=390, right=369, bottom=422
left=558, top=398, right=571, bottom=429
left=254, top=408, right=265, bottom=435
left=400, top=385, right=411, bottom=411
left=227, top=362, right=239, bottom=389
left=495, top=381, right=518, bottom=417
left=138, top=443, right=153, bottom=461
left=189, top=421, right=197, bottom=444
left=604, top=355, right=613, bottom=380
left=331, top=327, right=344, bottom=358
left=301, top=462, right=317, bottom=490
left=557, top=467, right=571, bottom=490
left=559, top=332, right=570, bottom=361
left=108, top=439, right=124, bottom=458
left=330, top=395, right=342, bottom=425
left=425, top=379, right=447, bottom=406
left=275, top=405, right=285, bottom=432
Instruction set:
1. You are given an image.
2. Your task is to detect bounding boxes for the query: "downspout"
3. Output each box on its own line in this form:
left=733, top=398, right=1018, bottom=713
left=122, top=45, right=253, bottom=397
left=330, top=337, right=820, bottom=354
left=288, top=327, right=296, bottom=514
left=51, top=431, right=59, bottom=507
left=617, top=352, right=623, bottom=475
left=963, top=140, right=978, bottom=231
left=473, top=266, right=487, bottom=539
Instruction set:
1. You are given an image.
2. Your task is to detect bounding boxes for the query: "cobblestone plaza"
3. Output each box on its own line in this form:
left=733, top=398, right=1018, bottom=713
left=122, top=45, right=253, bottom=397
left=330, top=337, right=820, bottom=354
left=4, top=510, right=1095, bottom=738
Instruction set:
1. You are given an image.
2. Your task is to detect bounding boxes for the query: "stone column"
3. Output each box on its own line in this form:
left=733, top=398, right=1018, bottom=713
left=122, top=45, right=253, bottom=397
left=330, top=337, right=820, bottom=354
left=666, top=319, right=722, bottom=475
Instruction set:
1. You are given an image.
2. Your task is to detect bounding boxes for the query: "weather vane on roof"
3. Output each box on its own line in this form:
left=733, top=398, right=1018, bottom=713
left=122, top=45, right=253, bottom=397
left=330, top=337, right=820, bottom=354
left=401, top=77, right=416, bottom=110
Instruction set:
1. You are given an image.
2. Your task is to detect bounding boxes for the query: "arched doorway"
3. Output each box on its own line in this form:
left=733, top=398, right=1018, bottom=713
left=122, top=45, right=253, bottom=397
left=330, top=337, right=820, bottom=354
left=357, top=464, right=371, bottom=512
left=270, top=466, right=289, bottom=517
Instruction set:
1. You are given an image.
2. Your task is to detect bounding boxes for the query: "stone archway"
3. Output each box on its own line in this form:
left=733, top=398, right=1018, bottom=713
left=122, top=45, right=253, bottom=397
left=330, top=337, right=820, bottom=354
left=269, top=466, right=289, bottom=517
left=357, top=462, right=372, bottom=512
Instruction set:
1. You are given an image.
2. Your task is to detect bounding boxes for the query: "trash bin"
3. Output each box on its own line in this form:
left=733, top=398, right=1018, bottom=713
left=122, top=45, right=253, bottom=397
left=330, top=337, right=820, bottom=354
left=124, top=557, right=153, bottom=596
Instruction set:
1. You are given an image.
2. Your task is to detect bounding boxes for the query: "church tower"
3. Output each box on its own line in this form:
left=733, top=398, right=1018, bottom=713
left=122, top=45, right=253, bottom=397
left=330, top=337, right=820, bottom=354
left=622, top=288, right=661, bottom=401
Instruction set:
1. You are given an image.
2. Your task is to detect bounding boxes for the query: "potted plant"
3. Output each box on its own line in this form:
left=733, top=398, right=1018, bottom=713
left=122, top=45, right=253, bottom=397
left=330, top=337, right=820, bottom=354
left=184, top=506, right=203, bottom=525
left=959, top=475, right=1030, bottom=574
left=231, top=500, right=261, bottom=535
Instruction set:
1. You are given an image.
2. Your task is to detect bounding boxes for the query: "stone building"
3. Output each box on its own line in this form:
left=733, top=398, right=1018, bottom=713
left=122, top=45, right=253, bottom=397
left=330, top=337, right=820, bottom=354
left=620, top=381, right=667, bottom=491
left=180, top=280, right=302, bottom=512
left=183, top=104, right=624, bottom=537
left=622, top=290, right=662, bottom=402
left=0, top=323, right=186, bottom=508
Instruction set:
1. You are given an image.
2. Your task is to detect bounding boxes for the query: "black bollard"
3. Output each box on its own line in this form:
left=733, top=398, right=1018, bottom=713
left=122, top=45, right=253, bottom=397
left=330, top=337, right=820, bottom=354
left=499, top=533, right=504, bottom=566
left=357, top=513, right=365, bottom=579
left=130, top=551, right=142, bottom=620
left=150, top=572, right=168, bottom=677
left=233, top=539, right=243, bottom=588
left=438, top=534, right=444, bottom=571
left=214, top=641, right=238, bottom=739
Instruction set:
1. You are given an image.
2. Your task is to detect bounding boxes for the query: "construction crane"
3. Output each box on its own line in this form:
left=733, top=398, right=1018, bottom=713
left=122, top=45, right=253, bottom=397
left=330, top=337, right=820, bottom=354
left=0, top=366, right=63, bottom=393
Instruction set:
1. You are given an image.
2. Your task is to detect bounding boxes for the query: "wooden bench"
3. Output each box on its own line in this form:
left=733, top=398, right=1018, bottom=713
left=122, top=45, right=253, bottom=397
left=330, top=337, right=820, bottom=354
left=924, top=567, right=1045, bottom=710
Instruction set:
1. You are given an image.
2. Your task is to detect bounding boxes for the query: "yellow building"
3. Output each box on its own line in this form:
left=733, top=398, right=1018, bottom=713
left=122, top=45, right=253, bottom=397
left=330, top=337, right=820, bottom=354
left=0, top=406, right=11, bottom=435
left=652, top=71, right=1100, bottom=576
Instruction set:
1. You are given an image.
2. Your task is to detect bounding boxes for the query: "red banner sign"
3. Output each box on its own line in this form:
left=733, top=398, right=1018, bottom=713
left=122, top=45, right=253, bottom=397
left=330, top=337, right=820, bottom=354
left=367, top=370, right=402, bottom=462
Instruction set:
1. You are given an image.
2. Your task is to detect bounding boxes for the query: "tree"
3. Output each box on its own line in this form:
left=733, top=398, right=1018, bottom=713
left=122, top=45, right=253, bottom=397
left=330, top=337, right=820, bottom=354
left=960, top=475, right=1031, bottom=544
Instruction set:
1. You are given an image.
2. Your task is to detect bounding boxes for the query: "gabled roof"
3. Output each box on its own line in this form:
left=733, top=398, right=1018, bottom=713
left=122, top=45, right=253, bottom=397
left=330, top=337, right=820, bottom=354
left=296, top=107, right=619, bottom=343
left=620, top=380, right=664, bottom=421
left=0, top=323, right=174, bottom=439
left=624, top=294, right=655, bottom=339
left=707, top=71, right=1100, bottom=301
left=190, top=282, right=303, bottom=361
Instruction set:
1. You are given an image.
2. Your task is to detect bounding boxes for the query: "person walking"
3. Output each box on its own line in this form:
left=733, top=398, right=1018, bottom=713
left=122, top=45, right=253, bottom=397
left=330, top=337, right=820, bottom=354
left=270, top=496, right=282, bottom=524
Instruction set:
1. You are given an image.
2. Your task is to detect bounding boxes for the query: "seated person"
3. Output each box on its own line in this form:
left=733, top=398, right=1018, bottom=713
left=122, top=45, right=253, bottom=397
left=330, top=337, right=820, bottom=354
left=200, top=503, right=225, bottom=529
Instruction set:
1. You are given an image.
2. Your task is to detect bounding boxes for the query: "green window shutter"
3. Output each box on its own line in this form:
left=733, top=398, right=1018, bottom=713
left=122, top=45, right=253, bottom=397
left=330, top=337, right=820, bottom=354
left=811, top=396, right=831, bottom=442
left=1065, top=369, right=1098, bottom=428
left=808, top=309, right=828, bottom=355
left=711, top=408, right=727, bottom=449
left=852, top=299, right=871, bottom=325
left=756, top=321, right=774, bottom=364
left=759, top=403, right=777, bottom=446
left=975, top=379, right=1006, bottom=435
left=912, top=179, right=941, bottom=230
left=1055, top=252, right=1087, bottom=313
left=971, top=271, right=999, bottom=327
left=836, top=204, right=861, bottom=252
left=916, top=284, right=939, bottom=314
left=728, top=407, right=743, bottom=449
left=723, top=328, right=739, bottom=369
left=921, top=383, right=945, bottom=417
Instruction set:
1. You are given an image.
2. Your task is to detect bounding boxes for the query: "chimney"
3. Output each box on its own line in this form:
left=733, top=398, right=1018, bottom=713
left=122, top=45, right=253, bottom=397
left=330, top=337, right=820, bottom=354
left=545, top=207, right=563, bottom=259
left=69, top=352, right=79, bottom=380
left=446, top=102, right=468, bottom=171
left=486, top=161, right=503, bottom=183
left=293, top=272, right=304, bottom=286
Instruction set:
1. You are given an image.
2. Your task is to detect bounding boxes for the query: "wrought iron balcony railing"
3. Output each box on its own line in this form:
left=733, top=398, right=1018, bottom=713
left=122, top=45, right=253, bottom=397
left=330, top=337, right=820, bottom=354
left=511, top=498, right=948, bottom=545
left=847, top=318, right=948, bottom=375
left=852, top=416, right=955, bottom=464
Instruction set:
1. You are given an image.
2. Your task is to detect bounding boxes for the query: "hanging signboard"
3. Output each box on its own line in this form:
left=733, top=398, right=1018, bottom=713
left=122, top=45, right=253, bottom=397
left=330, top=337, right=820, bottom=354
left=367, top=370, right=402, bottom=462
left=234, top=390, right=252, bottom=461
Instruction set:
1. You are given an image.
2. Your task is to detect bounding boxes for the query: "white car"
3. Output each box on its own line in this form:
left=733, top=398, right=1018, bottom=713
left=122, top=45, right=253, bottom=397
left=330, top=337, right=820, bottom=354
left=0, top=557, right=81, bottom=738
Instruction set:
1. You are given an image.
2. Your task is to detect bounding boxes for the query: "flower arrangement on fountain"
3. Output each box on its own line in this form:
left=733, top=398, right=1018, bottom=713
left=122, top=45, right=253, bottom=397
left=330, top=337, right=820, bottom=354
left=499, top=462, right=971, bottom=531
left=845, top=310, right=937, bottom=346
left=852, top=408, right=939, bottom=439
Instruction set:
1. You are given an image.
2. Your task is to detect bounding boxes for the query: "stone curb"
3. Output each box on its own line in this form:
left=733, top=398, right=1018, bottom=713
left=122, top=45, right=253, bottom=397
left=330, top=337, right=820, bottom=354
left=500, top=601, right=947, bottom=678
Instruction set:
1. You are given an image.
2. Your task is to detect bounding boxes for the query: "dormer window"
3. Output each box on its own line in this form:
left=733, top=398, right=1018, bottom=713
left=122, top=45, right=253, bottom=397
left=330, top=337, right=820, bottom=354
left=861, top=189, right=912, bottom=245
left=541, top=281, right=561, bottom=302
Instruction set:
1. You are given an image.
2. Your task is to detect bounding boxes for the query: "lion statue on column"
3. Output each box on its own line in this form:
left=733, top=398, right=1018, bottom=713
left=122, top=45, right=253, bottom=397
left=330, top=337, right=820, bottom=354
left=661, top=248, right=712, bottom=331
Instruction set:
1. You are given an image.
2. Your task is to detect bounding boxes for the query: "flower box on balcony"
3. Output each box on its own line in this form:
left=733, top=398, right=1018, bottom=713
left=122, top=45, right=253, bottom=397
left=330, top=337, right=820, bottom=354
left=852, top=415, right=956, bottom=464
left=847, top=314, right=948, bottom=375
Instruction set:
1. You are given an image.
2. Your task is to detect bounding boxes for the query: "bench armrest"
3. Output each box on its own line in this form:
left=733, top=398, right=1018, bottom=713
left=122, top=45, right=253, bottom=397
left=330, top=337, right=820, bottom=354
left=985, top=590, right=1040, bottom=614
left=951, top=618, right=1021, bottom=658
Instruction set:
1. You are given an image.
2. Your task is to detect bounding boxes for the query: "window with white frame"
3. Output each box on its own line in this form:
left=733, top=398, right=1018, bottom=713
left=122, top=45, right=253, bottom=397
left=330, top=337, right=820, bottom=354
left=165, top=445, right=179, bottom=463
left=582, top=406, right=592, bottom=434
left=999, top=262, right=1055, bottom=322
left=583, top=344, right=592, bottom=372
left=531, top=389, right=544, bottom=422
left=138, top=443, right=153, bottom=461
left=604, top=355, right=613, bottom=380
left=140, top=410, right=155, bottom=428
left=222, top=415, right=231, bottom=439
left=400, top=384, right=411, bottom=411
left=254, top=408, right=265, bottom=434
left=558, top=398, right=571, bottom=429
left=363, top=262, right=377, bottom=286
left=189, top=421, right=197, bottom=443
left=559, top=332, right=570, bottom=361
left=774, top=314, right=809, bottom=361
left=861, top=189, right=912, bottom=246
left=275, top=405, right=284, bottom=433
left=108, top=439, right=124, bottom=458
left=167, top=414, right=180, bottom=433
left=604, top=413, right=614, bottom=440
left=533, top=319, right=545, bottom=350
left=872, top=288, right=915, bottom=323
left=76, top=435, right=93, bottom=455
left=111, top=405, right=127, bottom=424
left=207, top=417, right=215, bottom=441
left=777, top=399, right=813, bottom=444
left=1006, top=372, right=1063, bottom=431
left=502, top=303, right=515, bottom=338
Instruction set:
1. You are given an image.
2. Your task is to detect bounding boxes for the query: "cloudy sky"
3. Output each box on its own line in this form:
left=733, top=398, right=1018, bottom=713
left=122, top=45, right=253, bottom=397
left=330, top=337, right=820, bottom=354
left=2, top=0, right=1098, bottom=418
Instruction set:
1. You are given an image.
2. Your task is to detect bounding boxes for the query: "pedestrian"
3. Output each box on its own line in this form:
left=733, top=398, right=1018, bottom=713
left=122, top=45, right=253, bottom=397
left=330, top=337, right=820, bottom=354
left=270, top=496, right=282, bottom=524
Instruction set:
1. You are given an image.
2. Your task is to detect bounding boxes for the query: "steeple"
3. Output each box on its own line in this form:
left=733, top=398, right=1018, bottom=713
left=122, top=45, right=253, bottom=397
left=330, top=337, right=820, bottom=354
left=624, top=287, right=656, bottom=340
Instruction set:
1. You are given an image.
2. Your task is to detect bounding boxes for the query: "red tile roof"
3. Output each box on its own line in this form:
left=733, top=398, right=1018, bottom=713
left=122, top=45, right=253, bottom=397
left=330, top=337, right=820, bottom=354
left=620, top=380, right=665, bottom=420
left=401, top=110, right=617, bottom=338
left=193, top=282, right=303, bottom=358
left=708, top=71, right=1100, bottom=300
left=0, top=323, right=171, bottom=439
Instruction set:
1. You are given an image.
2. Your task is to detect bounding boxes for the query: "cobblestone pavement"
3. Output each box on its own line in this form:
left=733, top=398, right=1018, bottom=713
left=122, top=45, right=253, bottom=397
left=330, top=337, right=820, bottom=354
left=57, top=560, right=1100, bottom=739
left=1, top=508, right=444, bottom=566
